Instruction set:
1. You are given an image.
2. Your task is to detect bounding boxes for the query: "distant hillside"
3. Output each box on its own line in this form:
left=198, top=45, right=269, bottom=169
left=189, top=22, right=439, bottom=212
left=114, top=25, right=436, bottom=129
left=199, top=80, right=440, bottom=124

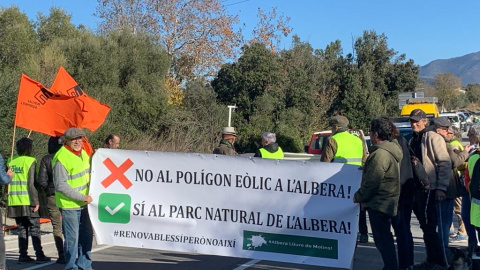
left=419, top=51, right=480, bottom=85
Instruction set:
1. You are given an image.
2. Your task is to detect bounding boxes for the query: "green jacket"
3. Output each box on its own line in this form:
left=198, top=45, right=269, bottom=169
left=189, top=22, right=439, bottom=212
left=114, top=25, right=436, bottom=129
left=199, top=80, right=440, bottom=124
left=213, top=140, right=237, bottom=156
left=354, top=139, right=402, bottom=217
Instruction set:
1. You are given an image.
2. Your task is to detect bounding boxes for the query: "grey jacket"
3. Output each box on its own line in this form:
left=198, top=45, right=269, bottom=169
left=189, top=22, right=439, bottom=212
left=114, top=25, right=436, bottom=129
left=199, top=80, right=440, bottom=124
left=53, top=148, right=90, bottom=209
left=415, top=130, right=451, bottom=191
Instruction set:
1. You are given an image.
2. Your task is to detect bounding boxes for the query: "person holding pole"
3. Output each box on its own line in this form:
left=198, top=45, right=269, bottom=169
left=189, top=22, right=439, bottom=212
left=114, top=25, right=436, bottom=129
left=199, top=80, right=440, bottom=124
left=7, top=137, right=51, bottom=264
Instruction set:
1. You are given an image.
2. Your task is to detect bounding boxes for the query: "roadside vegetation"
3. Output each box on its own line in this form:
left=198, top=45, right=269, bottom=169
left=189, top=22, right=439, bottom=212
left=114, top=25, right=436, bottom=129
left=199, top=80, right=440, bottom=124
left=0, top=3, right=477, bottom=158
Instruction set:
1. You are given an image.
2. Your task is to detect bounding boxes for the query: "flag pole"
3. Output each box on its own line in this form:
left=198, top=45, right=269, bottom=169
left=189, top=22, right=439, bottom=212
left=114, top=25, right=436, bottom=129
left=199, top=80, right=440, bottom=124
left=5, top=125, right=16, bottom=236
left=27, top=130, right=32, bottom=138
left=10, top=125, right=16, bottom=161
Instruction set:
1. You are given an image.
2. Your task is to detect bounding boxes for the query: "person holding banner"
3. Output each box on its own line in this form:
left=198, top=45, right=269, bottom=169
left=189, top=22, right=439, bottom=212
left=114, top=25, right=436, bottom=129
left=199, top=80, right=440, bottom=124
left=0, top=153, right=13, bottom=270
left=36, top=136, right=65, bottom=264
left=53, top=128, right=94, bottom=270
left=7, top=138, right=51, bottom=264
left=213, top=127, right=238, bottom=155
left=354, top=117, right=402, bottom=270
left=321, top=115, right=369, bottom=243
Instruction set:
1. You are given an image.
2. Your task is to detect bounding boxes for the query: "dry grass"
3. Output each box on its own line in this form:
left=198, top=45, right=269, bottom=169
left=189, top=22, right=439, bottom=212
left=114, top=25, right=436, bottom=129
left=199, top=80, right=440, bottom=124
left=120, top=127, right=220, bottom=154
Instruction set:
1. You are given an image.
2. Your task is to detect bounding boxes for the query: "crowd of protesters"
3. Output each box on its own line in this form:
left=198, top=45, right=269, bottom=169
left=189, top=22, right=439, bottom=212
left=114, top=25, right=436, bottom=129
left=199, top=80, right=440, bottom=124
left=0, top=132, right=119, bottom=270
left=2, top=108, right=479, bottom=270
left=326, top=111, right=477, bottom=270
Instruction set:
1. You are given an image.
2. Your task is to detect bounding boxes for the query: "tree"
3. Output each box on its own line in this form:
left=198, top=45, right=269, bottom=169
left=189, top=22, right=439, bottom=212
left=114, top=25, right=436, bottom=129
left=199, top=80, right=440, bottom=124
left=249, top=7, right=292, bottom=52
left=36, top=7, right=79, bottom=44
left=466, top=84, right=480, bottom=105
left=96, top=0, right=242, bottom=79
left=212, top=43, right=282, bottom=121
left=0, top=7, right=36, bottom=69
left=435, top=73, right=461, bottom=110
left=330, top=30, right=419, bottom=128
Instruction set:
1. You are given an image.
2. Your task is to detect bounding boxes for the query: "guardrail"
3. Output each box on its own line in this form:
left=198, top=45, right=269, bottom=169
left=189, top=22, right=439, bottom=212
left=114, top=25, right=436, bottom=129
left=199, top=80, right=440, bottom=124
left=283, top=152, right=320, bottom=161
left=240, top=152, right=320, bottom=161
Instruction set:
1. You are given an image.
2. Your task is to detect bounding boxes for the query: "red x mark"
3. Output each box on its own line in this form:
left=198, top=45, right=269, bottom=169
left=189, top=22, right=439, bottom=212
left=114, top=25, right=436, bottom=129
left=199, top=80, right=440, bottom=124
left=101, top=158, right=133, bottom=189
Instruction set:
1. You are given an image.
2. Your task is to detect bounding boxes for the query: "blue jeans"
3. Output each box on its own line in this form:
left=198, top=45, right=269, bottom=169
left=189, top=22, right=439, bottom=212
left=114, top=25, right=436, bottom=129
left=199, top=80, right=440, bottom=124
left=61, top=207, right=93, bottom=270
left=437, top=198, right=454, bottom=258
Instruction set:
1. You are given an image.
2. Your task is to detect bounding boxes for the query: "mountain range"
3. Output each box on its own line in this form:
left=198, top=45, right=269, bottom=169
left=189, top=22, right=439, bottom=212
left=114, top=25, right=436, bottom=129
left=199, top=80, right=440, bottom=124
left=419, top=51, right=480, bottom=85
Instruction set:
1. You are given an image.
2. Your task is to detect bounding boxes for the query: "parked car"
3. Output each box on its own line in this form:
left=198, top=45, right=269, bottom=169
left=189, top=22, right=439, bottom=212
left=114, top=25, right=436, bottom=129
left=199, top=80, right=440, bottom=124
left=304, top=129, right=369, bottom=155
left=398, top=127, right=413, bottom=142
left=439, top=112, right=461, bottom=130
left=457, top=112, right=468, bottom=131
left=304, top=130, right=332, bottom=155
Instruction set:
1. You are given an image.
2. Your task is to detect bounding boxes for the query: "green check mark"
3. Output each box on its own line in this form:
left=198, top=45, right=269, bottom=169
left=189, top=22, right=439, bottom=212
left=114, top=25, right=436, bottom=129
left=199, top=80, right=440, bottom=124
left=98, top=193, right=131, bottom=224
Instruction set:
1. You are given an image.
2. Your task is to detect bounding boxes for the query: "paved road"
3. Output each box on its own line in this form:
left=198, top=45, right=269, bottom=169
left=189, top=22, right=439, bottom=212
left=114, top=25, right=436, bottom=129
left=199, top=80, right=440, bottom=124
left=1, top=214, right=468, bottom=270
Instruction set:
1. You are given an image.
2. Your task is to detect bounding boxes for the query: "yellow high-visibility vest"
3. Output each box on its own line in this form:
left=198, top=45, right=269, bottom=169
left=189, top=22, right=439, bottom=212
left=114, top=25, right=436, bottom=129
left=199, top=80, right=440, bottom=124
left=332, top=132, right=363, bottom=165
left=450, top=140, right=464, bottom=151
left=259, top=147, right=284, bottom=159
left=8, top=156, right=35, bottom=206
left=52, top=146, right=90, bottom=209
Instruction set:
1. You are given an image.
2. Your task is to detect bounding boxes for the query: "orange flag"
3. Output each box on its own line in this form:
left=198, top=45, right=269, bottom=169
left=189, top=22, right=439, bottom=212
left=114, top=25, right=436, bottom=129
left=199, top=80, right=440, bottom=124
left=14, top=74, right=84, bottom=136
left=50, top=66, right=111, bottom=132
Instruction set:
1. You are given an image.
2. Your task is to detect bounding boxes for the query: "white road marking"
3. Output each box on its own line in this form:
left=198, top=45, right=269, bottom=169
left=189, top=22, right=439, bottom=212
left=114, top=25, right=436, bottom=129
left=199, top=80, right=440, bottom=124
left=233, top=259, right=260, bottom=270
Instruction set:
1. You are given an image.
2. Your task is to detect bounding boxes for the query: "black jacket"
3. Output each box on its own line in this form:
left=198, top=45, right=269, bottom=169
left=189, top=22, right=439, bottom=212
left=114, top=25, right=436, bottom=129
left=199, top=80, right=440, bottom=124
left=396, top=135, right=415, bottom=199
left=36, top=154, right=55, bottom=196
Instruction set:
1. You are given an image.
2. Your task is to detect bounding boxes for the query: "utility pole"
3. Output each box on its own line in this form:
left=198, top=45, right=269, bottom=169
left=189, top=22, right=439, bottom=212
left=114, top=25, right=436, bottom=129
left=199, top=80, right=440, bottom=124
left=227, top=105, right=237, bottom=127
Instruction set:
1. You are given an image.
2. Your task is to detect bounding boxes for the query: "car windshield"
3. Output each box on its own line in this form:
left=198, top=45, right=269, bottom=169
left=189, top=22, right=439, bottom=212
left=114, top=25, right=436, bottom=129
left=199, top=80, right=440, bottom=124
left=399, top=128, right=413, bottom=142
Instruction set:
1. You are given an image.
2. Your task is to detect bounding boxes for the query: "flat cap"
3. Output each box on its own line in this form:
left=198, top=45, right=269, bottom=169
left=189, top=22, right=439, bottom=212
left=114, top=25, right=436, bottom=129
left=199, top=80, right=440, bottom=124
left=63, top=127, right=86, bottom=140
left=433, top=117, right=451, bottom=128
left=329, top=115, right=349, bottom=128
left=409, top=109, right=427, bottom=121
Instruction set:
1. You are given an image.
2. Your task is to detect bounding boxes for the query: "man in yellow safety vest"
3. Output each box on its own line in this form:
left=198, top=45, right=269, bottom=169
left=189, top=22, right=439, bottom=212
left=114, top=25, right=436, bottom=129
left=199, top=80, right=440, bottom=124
left=321, top=115, right=368, bottom=243
left=320, top=115, right=366, bottom=165
left=52, top=127, right=93, bottom=270
left=254, top=132, right=284, bottom=159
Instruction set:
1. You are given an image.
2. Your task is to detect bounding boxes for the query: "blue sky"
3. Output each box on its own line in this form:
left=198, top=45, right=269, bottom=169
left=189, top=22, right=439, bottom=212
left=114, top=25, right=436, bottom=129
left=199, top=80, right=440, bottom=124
left=1, top=0, right=479, bottom=66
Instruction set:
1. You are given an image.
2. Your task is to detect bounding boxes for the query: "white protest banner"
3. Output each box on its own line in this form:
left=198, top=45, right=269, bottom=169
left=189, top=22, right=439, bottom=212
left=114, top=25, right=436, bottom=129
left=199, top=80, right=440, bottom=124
left=89, top=149, right=361, bottom=269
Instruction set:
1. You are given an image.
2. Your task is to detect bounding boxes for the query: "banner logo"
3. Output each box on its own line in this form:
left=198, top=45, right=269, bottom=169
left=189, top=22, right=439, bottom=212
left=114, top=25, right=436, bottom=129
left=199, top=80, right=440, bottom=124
left=243, top=230, right=338, bottom=259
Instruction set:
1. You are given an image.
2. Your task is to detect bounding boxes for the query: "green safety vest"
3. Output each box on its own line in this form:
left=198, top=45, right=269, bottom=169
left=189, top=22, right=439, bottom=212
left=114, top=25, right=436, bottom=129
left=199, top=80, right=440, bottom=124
left=332, top=132, right=363, bottom=165
left=469, top=153, right=480, bottom=179
left=52, top=146, right=90, bottom=209
left=8, top=156, right=35, bottom=206
left=450, top=140, right=464, bottom=151
left=259, top=147, right=284, bottom=159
